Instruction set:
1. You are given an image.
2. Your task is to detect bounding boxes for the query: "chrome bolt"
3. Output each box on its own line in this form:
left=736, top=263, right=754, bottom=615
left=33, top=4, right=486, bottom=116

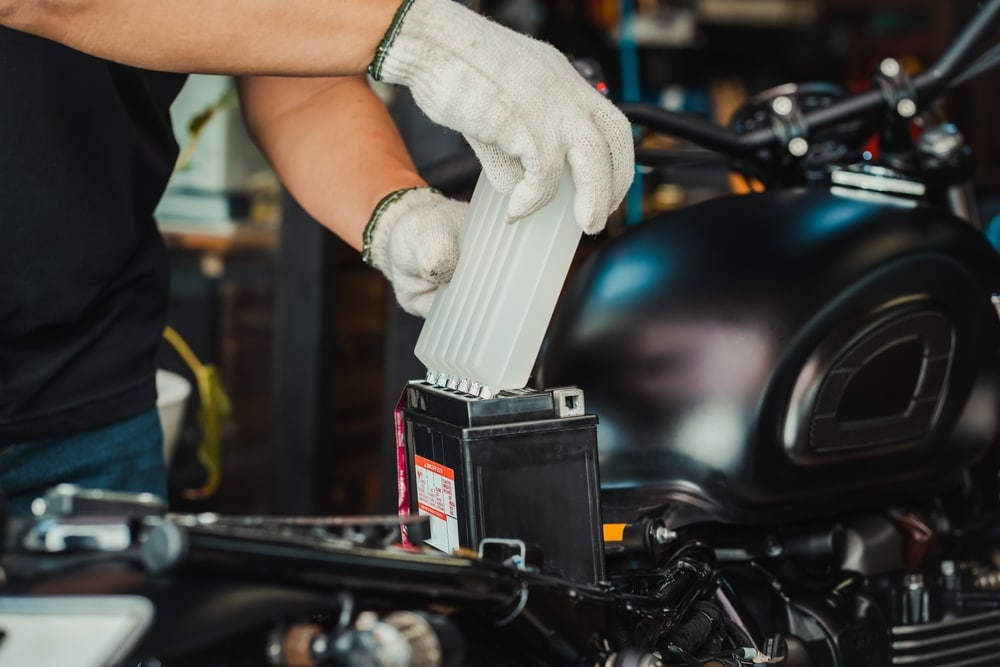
left=788, top=137, right=809, bottom=157
left=653, top=526, right=677, bottom=544
left=880, top=58, right=901, bottom=77
left=897, top=98, right=917, bottom=118
left=771, top=95, right=794, bottom=116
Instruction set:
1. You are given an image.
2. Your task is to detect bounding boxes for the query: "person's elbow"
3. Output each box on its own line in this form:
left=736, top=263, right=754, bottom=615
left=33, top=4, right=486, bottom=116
left=0, top=0, right=27, bottom=24
left=1, top=0, right=82, bottom=37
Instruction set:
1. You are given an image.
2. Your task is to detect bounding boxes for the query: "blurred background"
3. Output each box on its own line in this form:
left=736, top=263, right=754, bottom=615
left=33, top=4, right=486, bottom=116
left=155, top=0, right=1000, bottom=518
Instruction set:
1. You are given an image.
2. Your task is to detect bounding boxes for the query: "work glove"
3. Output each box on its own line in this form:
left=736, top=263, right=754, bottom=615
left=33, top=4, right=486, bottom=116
left=369, top=0, right=634, bottom=235
left=363, top=187, right=466, bottom=317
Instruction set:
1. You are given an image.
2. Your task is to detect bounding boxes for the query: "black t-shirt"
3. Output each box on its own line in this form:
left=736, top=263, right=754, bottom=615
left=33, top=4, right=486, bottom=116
left=0, top=28, right=187, bottom=443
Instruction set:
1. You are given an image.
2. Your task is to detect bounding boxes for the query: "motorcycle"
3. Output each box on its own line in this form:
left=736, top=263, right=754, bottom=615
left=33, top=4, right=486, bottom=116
left=537, top=0, right=1000, bottom=663
left=5, top=2, right=1000, bottom=666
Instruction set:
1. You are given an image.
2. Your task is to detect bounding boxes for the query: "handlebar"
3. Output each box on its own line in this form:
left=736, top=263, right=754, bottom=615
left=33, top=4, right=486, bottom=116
left=623, top=0, right=1000, bottom=159
left=420, top=0, right=1000, bottom=194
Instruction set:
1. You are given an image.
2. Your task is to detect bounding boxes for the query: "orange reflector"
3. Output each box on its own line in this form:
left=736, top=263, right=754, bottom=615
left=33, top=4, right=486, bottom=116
left=603, top=523, right=627, bottom=542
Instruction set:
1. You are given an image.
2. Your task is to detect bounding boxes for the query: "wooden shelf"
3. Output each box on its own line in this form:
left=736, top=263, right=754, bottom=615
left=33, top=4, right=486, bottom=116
left=160, top=221, right=278, bottom=256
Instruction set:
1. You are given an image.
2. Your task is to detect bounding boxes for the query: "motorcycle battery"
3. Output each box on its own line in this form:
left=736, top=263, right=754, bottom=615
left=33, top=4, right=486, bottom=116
left=401, top=381, right=605, bottom=584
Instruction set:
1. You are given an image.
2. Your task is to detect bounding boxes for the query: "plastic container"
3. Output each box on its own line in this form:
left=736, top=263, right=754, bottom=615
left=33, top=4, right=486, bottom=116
left=415, top=169, right=581, bottom=396
left=156, top=369, right=191, bottom=465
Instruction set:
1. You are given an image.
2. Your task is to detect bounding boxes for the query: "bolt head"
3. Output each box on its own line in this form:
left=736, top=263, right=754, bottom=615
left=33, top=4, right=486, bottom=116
left=788, top=137, right=809, bottom=157
left=653, top=526, right=676, bottom=544
left=771, top=95, right=793, bottom=116
left=880, top=58, right=901, bottom=77
left=897, top=98, right=917, bottom=118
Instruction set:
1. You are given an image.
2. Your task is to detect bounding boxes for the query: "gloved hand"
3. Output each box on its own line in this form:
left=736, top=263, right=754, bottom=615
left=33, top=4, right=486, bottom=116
left=369, top=0, right=634, bottom=235
left=363, top=187, right=466, bottom=317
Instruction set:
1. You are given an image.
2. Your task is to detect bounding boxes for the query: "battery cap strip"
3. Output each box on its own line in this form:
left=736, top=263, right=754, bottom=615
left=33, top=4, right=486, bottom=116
left=415, top=168, right=581, bottom=395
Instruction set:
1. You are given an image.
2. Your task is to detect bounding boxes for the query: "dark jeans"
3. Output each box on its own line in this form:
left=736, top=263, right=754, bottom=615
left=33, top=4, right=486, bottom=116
left=0, top=408, right=167, bottom=517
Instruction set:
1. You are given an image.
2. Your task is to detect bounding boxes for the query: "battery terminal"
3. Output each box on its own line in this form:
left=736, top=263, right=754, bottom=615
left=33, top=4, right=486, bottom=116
left=552, top=388, right=585, bottom=417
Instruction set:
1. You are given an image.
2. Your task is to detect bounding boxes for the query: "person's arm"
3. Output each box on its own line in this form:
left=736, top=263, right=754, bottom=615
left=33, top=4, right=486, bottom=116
left=0, top=0, right=400, bottom=76
left=237, top=74, right=424, bottom=250
left=4, top=0, right=634, bottom=235
left=238, top=74, right=467, bottom=317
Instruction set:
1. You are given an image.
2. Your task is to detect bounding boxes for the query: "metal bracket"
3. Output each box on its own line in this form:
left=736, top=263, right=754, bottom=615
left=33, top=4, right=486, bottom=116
left=874, top=57, right=918, bottom=119
left=478, top=537, right=527, bottom=569
left=13, top=485, right=185, bottom=574
left=768, top=93, right=810, bottom=158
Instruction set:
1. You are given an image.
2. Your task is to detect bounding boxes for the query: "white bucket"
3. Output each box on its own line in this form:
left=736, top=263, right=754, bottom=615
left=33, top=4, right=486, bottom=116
left=156, top=369, right=192, bottom=465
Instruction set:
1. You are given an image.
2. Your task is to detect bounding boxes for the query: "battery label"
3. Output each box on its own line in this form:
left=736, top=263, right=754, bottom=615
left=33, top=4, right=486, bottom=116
left=414, top=455, right=460, bottom=554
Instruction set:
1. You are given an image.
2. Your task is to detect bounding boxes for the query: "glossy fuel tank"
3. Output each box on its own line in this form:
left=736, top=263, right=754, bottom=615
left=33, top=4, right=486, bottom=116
left=537, top=187, right=1000, bottom=525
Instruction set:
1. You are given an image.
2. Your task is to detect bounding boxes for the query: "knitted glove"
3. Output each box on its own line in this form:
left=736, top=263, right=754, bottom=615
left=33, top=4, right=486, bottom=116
left=363, top=187, right=467, bottom=317
left=369, top=0, right=634, bottom=235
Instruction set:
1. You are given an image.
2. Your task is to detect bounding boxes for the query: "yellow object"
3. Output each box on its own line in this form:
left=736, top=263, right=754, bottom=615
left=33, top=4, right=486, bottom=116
left=162, top=326, right=232, bottom=499
left=603, top=523, right=627, bottom=543
left=730, top=173, right=765, bottom=194
left=173, top=85, right=238, bottom=174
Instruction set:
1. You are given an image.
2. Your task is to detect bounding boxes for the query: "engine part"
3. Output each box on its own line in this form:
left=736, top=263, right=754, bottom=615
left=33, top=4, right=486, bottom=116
left=268, top=610, right=464, bottom=667
left=891, top=608, right=1000, bottom=665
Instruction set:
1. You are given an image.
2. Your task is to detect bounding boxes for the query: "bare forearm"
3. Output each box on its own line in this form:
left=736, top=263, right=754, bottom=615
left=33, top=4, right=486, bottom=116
left=238, top=75, right=425, bottom=251
left=1, top=0, right=401, bottom=76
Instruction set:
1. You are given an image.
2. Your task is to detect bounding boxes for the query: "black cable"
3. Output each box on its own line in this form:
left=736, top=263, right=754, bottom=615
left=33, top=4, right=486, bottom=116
left=721, top=616, right=754, bottom=651
left=665, top=601, right=722, bottom=653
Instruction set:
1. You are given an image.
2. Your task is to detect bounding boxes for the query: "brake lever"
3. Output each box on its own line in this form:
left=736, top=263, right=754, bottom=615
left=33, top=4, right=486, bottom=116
left=4, top=485, right=187, bottom=578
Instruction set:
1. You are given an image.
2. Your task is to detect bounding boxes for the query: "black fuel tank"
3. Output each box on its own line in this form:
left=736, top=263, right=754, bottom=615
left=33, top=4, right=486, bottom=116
left=537, top=187, right=1000, bottom=526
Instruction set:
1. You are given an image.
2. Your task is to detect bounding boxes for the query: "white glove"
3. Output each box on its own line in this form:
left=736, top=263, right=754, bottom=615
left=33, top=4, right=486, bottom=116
left=370, top=0, right=634, bottom=235
left=363, top=187, right=466, bottom=317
